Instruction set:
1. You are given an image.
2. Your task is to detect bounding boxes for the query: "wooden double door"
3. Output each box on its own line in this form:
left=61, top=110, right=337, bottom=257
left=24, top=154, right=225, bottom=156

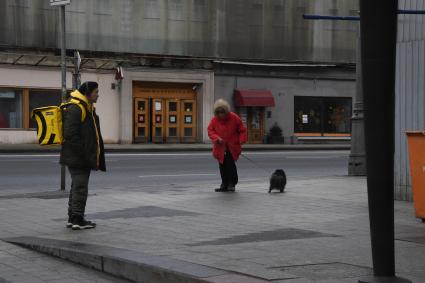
left=134, top=97, right=197, bottom=143
left=238, top=107, right=265, bottom=144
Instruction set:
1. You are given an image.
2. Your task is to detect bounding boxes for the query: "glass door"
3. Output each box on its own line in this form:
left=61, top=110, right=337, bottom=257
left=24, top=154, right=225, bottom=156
left=151, top=98, right=165, bottom=143
left=248, top=107, right=265, bottom=144
left=180, top=99, right=197, bottom=143
left=134, top=98, right=149, bottom=143
left=165, top=99, right=180, bottom=143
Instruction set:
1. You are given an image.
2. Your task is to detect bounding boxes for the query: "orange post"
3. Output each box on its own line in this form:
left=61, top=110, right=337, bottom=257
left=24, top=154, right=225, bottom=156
left=406, top=132, right=425, bottom=222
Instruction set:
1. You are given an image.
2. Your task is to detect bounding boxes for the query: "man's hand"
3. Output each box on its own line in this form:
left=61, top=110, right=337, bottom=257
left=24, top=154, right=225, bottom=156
left=217, top=137, right=224, bottom=144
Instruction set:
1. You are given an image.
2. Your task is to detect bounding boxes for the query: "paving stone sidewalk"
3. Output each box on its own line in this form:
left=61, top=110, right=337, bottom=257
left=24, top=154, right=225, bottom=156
left=0, top=240, right=130, bottom=283
left=0, top=176, right=424, bottom=282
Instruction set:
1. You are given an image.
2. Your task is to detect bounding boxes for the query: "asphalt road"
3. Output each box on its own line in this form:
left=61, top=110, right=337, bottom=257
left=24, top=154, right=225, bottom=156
left=0, top=151, right=349, bottom=193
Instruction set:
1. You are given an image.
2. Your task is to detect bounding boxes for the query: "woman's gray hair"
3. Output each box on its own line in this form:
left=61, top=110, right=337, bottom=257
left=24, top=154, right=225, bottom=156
left=213, top=99, right=231, bottom=114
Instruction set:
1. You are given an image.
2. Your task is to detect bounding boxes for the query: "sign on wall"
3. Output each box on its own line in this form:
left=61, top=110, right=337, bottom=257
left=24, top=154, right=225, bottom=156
left=50, top=0, right=70, bottom=6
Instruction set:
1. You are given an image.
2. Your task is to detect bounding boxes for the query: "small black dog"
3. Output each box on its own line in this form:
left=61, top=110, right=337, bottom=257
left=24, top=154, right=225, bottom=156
left=269, top=169, right=287, bottom=193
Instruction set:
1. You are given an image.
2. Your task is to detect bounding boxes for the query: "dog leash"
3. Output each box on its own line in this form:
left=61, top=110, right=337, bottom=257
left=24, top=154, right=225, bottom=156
left=240, top=153, right=270, bottom=174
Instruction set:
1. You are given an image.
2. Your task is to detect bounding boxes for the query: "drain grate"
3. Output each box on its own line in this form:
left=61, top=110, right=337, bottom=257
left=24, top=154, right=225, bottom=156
left=275, top=262, right=373, bottom=280
left=187, top=228, right=338, bottom=246
left=85, top=206, right=200, bottom=220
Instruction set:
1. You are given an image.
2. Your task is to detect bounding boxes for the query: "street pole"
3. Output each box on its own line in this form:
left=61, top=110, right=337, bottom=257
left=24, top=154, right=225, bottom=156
left=60, top=4, right=67, bottom=191
left=358, top=0, right=410, bottom=282
left=72, top=50, right=81, bottom=90
left=348, top=26, right=366, bottom=176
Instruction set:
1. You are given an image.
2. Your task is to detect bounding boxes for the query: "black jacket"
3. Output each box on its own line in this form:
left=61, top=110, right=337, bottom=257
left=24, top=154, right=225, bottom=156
left=60, top=91, right=106, bottom=171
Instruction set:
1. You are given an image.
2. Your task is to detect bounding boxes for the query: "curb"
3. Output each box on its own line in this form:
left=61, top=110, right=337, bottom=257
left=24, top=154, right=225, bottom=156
left=0, top=144, right=351, bottom=154
left=5, top=237, right=268, bottom=283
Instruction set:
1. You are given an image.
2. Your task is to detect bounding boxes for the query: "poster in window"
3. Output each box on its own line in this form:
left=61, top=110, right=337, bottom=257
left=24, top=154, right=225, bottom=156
left=169, top=115, right=177, bottom=123
left=155, top=101, right=162, bottom=111
left=238, top=108, right=248, bottom=127
left=251, top=110, right=260, bottom=129
left=156, top=115, right=162, bottom=123
left=138, top=114, right=145, bottom=123
left=302, top=114, right=309, bottom=124
left=185, top=115, right=192, bottom=124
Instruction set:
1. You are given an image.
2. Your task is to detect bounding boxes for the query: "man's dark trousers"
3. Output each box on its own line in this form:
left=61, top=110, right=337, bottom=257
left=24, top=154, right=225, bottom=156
left=68, top=167, right=91, bottom=219
left=219, top=151, right=238, bottom=188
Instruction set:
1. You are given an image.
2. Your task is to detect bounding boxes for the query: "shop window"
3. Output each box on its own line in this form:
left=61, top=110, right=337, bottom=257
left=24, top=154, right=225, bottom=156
left=29, top=90, right=61, bottom=128
left=294, top=96, right=352, bottom=134
left=0, top=90, right=22, bottom=128
left=0, top=88, right=61, bottom=130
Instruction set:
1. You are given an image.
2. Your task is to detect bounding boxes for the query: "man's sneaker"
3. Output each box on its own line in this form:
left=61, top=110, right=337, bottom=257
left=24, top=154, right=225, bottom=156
left=72, top=217, right=96, bottom=230
left=227, top=184, right=236, bottom=192
left=66, top=217, right=73, bottom=228
left=86, top=219, right=96, bottom=227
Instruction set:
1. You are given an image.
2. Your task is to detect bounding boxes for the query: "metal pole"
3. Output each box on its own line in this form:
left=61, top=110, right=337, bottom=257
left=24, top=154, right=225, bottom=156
left=60, top=5, right=66, bottom=191
left=358, top=0, right=410, bottom=282
left=72, top=51, right=81, bottom=90
left=348, top=25, right=366, bottom=176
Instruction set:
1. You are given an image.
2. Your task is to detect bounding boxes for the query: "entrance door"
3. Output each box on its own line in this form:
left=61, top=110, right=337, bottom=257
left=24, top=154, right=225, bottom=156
left=165, top=99, right=180, bottom=143
left=151, top=98, right=165, bottom=143
left=180, top=99, right=197, bottom=143
left=132, top=82, right=198, bottom=143
left=248, top=107, right=264, bottom=144
left=134, top=98, right=149, bottom=143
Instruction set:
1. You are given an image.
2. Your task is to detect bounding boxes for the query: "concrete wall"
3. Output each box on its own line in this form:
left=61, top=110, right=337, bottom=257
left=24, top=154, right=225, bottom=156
left=0, top=67, right=119, bottom=144
left=214, top=75, right=355, bottom=141
left=0, top=0, right=358, bottom=63
left=394, top=0, right=425, bottom=201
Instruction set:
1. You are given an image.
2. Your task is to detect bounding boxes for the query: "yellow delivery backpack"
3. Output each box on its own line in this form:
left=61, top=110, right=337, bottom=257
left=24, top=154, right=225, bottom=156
left=31, top=101, right=86, bottom=146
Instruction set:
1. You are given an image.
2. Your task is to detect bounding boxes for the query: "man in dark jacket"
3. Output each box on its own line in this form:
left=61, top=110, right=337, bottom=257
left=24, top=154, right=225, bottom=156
left=60, top=81, right=106, bottom=230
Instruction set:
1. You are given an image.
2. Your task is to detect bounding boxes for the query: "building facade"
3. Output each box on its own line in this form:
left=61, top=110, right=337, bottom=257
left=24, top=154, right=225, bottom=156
left=0, top=0, right=358, bottom=144
left=394, top=0, right=425, bottom=201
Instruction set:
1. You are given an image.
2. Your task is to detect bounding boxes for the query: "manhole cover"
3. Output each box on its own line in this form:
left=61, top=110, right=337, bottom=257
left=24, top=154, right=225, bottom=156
left=276, top=262, right=372, bottom=280
left=187, top=228, right=338, bottom=246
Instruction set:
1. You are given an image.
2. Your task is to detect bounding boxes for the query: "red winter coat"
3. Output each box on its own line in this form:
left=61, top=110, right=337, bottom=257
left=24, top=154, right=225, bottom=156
left=208, top=112, right=247, bottom=164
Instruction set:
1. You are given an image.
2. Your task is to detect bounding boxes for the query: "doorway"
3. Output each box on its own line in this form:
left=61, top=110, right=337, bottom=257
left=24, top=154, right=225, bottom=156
left=238, top=107, right=265, bottom=144
left=133, top=82, right=197, bottom=143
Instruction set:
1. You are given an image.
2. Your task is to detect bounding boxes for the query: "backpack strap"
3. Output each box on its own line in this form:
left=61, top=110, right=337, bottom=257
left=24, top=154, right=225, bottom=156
left=61, top=100, right=87, bottom=122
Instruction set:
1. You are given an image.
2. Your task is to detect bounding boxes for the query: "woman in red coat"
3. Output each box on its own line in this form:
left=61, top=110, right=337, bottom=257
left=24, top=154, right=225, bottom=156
left=208, top=99, right=247, bottom=192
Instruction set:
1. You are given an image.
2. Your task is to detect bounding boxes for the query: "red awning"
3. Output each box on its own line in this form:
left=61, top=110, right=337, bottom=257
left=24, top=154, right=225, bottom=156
left=234, top=89, right=275, bottom=107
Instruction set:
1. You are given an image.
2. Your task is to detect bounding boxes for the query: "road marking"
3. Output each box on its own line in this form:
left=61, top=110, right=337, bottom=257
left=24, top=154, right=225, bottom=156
left=285, top=156, right=345, bottom=159
left=138, top=173, right=216, bottom=178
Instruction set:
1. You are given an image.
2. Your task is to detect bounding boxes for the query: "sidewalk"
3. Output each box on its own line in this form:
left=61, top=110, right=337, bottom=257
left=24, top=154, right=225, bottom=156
left=0, top=176, right=424, bottom=282
left=0, top=143, right=350, bottom=153
left=0, top=240, right=131, bottom=283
